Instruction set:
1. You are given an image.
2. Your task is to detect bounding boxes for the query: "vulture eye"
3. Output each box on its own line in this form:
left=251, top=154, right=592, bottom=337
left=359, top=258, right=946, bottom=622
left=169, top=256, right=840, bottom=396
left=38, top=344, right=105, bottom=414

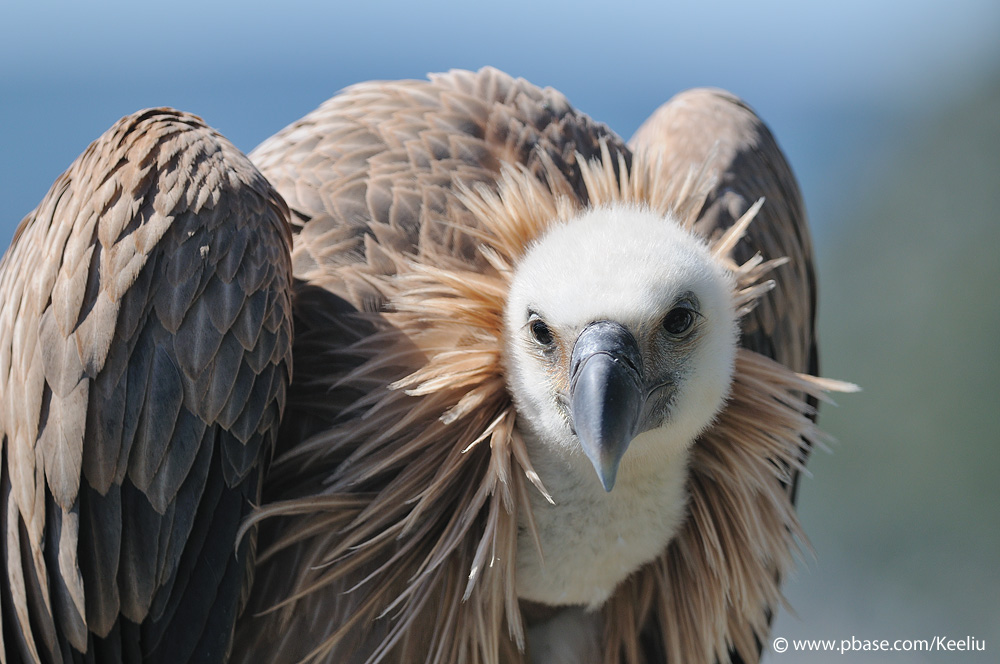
left=662, top=306, right=696, bottom=337
left=528, top=314, right=555, bottom=347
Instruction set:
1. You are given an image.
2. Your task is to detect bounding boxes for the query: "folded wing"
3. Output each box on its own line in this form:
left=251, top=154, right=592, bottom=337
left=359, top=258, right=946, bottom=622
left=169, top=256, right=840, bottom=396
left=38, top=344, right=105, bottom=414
left=0, top=109, right=292, bottom=663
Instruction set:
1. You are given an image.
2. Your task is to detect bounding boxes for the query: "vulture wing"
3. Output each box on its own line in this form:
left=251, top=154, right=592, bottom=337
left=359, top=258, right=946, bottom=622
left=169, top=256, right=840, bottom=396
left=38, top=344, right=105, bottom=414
left=0, top=109, right=293, bottom=663
left=628, top=88, right=816, bottom=377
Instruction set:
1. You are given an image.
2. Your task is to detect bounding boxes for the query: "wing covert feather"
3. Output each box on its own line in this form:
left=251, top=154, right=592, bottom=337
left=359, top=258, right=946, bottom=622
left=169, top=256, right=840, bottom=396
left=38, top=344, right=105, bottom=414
left=0, top=108, right=293, bottom=662
left=250, top=67, right=626, bottom=309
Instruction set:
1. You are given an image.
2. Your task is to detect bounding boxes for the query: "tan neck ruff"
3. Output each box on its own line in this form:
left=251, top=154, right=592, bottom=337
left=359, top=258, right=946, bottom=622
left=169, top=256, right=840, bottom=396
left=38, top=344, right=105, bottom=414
left=245, top=146, right=855, bottom=663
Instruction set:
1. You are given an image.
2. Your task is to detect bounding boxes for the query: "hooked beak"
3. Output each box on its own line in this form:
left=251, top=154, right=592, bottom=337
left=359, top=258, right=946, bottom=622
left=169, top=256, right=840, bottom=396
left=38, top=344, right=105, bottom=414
left=569, top=320, right=644, bottom=492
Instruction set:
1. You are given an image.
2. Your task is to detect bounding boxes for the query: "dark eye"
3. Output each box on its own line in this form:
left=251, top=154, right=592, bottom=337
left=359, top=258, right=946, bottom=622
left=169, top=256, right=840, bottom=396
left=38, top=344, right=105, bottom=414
left=662, top=307, right=695, bottom=336
left=529, top=315, right=554, bottom=346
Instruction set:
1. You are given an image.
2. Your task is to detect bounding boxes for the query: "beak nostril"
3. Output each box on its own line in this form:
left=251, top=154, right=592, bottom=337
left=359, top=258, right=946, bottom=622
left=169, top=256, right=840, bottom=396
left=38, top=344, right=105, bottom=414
left=617, top=353, right=641, bottom=377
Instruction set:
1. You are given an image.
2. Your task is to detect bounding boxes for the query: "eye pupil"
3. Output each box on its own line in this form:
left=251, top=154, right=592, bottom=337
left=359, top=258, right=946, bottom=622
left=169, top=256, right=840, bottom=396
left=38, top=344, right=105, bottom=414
left=663, top=308, right=695, bottom=336
left=530, top=319, right=554, bottom=346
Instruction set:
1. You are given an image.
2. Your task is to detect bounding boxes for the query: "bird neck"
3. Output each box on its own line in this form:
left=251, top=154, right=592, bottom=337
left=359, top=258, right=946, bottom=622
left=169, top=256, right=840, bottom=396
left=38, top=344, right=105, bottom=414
left=515, top=424, right=693, bottom=608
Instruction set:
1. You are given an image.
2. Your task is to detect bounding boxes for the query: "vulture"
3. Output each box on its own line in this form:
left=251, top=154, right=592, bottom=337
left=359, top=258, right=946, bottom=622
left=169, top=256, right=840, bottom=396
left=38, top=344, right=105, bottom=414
left=0, top=67, right=855, bottom=664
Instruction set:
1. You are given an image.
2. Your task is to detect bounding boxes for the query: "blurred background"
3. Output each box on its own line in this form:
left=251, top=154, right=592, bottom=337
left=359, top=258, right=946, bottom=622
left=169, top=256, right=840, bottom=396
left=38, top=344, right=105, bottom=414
left=2, top=1, right=997, bottom=661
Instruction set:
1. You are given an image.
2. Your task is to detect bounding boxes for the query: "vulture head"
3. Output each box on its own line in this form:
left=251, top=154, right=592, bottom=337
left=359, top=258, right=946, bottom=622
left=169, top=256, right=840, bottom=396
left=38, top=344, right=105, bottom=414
left=504, top=204, right=738, bottom=493
left=502, top=203, right=741, bottom=608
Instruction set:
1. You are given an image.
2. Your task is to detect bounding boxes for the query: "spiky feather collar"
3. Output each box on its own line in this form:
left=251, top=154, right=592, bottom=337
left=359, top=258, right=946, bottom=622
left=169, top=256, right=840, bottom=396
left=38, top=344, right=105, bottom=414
left=243, top=146, right=854, bottom=664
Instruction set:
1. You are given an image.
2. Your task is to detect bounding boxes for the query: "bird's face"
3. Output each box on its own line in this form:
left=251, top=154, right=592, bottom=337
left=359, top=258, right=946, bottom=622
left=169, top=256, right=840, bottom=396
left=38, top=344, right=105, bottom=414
left=504, top=204, right=738, bottom=491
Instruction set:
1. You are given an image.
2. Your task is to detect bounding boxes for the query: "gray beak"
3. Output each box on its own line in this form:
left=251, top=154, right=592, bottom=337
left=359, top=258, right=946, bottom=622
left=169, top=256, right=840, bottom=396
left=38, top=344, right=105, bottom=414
left=569, top=320, right=644, bottom=492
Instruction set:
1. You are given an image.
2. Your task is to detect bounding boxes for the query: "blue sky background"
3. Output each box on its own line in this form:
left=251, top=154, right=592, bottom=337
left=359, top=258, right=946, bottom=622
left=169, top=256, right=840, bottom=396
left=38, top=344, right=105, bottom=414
left=3, top=0, right=998, bottom=243
left=2, top=2, right=999, bottom=661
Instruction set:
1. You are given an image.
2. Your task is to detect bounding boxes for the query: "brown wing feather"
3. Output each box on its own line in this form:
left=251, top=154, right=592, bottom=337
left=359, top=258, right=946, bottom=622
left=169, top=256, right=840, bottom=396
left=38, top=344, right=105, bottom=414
left=0, top=109, right=293, bottom=663
left=250, top=67, right=624, bottom=307
left=628, top=88, right=816, bottom=376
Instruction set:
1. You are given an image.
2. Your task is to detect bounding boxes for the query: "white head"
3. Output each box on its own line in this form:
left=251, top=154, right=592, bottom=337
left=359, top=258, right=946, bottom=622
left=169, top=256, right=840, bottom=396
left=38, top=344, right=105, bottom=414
left=503, top=203, right=739, bottom=490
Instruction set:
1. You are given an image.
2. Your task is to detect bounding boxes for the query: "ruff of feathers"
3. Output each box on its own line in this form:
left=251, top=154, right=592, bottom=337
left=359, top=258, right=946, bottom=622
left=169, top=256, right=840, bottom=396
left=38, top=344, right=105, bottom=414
left=242, top=145, right=854, bottom=664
